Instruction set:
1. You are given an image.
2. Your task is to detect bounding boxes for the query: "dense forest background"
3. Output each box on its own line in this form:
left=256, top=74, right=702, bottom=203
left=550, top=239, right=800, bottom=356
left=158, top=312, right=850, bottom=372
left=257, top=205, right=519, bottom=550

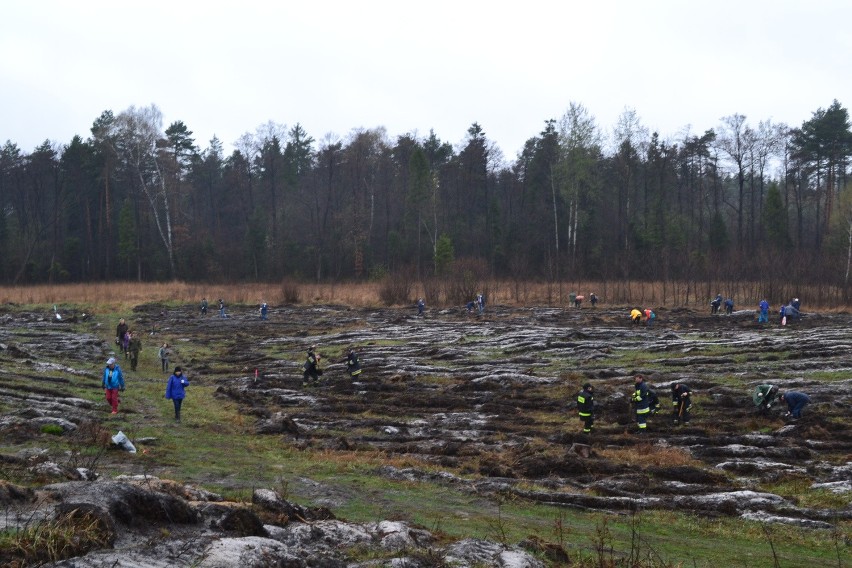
left=1, top=100, right=850, bottom=299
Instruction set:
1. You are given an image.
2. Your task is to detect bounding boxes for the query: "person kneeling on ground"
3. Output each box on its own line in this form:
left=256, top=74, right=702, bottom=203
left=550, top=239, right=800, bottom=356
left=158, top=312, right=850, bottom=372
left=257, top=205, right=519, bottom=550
left=752, top=384, right=779, bottom=413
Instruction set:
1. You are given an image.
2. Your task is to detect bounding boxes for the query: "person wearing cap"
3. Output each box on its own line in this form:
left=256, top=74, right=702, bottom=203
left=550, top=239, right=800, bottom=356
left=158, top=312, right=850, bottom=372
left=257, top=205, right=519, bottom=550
left=576, top=383, right=595, bottom=434
left=779, top=391, right=811, bottom=420
left=671, top=382, right=692, bottom=425
left=165, top=366, right=190, bottom=422
left=303, top=345, right=322, bottom=385
left=345, top=346, right=362, bottom=379
left=102, top=357, right=125, bottom=415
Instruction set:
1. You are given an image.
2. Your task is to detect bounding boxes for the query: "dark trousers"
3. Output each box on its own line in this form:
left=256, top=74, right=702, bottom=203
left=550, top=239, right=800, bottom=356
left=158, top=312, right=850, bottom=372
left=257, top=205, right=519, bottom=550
left=172, top=398, right=183, bottom=421
left=579, top=414, right=593, bottom=433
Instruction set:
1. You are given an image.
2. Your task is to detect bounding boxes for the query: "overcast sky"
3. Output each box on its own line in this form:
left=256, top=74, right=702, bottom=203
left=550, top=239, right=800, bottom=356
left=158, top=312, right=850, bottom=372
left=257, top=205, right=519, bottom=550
left=2, top=1, right=849, bottom=162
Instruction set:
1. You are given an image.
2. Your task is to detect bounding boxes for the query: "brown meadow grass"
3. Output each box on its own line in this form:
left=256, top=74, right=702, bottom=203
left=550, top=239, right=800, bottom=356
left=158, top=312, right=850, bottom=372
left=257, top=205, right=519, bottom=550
left=1, top=279, right=850, bottom=310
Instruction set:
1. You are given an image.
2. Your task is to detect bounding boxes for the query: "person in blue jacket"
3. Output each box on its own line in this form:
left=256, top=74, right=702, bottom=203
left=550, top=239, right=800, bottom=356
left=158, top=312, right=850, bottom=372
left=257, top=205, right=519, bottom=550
left=260, top=301, right=268, bottom=320
left=165, top=366, right=190, bottom=422
left=102, top=357, right=125, bottom=415
left=779, top=391, right=810, bottom=419
left=758, top=299, right=769, bottom=323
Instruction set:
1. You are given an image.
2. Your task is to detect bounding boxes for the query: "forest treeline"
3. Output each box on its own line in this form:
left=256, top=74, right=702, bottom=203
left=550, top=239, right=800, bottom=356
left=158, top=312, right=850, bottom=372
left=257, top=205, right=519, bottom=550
left=0, top=100, right=850, bottom=297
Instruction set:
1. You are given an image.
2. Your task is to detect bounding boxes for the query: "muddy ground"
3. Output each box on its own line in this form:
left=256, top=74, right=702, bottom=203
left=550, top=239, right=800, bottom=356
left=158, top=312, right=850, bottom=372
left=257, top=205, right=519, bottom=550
left=1, top=302, right=851, bottom=534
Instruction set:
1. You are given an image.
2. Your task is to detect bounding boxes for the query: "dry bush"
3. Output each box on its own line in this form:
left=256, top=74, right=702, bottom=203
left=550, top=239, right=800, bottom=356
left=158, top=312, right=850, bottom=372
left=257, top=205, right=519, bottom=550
left=596, top=444, right=700, bottom=468
left=280, top=278, right=301, bottom=304
left=0, top=509, right=113, bottom=566
left=377, top=271, right=413, bottom=306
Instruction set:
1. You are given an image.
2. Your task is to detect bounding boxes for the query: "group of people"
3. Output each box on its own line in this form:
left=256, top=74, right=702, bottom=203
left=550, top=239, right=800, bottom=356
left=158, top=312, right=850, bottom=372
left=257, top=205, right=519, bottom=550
left=629, top=308, right=656, bottom=326
left=710, top=294, right=735, bottom=315
left=199, top=297, right=271, bottom=320
left=302, top=345, right=361, bottom=386
left=715, top=295, right=802, bottom=325
left=752, top=384, right=811, bottom=419
left=101, top=354, right=189, bottom=422
left=465, top=293, right=486, bottom=314
left=114, top=318, right=143, bottom=371
left=570, top=292, right=599, bottom=308
left=108, top=318, right=188, bottom=421
left=576, top=376, right=812, bottom=434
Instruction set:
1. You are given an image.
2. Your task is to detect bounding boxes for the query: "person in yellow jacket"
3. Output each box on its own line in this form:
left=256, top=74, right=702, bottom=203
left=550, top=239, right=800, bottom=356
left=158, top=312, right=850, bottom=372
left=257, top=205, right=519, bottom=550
left=630, top=308, right=643, bottom=325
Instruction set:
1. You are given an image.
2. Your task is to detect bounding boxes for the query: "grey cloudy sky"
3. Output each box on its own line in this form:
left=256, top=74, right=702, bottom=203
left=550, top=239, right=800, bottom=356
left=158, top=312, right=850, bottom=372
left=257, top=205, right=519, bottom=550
left=2, top=1, right=849, bottom=161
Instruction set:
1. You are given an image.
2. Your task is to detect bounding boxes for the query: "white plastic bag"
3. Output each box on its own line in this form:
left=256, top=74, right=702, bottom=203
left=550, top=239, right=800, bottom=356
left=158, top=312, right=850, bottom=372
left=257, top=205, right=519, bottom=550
left=112, top=430, right=137, bottom=453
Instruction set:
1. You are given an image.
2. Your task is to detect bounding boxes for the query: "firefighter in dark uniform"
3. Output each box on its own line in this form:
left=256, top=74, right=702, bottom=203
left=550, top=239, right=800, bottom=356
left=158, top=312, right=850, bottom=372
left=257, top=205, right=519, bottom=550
left=345, top=346, right=362, bottom=379
left=632, top=375, right=651, bottom=433
left=303, top=345, right=322, bottom=385
left=671, top=382, right=692, bottom=425
left=577, top=383, right=594, bottom=434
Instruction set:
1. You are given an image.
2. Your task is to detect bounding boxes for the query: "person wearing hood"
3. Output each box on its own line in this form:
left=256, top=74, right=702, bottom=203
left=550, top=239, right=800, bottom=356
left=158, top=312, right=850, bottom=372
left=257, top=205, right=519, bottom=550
left=165, top=366, right=190, bottom=422
left=102, top=357, right=125, bottom=415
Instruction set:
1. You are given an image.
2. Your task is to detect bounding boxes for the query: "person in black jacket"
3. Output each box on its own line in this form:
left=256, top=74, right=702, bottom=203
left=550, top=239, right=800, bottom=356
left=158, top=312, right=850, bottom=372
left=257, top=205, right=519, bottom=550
left=302, top=345, right=322, bottom=385
left=345, top=346, right=362, bottom=379
left=671, top=382, right=692, bottom=425
left=577, top=383, right=595, bottom=434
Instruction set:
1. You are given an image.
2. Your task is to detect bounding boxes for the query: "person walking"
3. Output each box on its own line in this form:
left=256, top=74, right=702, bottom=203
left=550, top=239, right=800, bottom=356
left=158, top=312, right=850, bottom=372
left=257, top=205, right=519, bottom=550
left=127, top=331, right=142, bottom=372
left=632, top=375, right=651, bottom=433
left=417, top=298, right=425, bottom=316
left=158, top=342, right=170, bottom=373
left=576, top=383, right=595, bottom=435
left=165, top=366, right=189, bottom=422
left=758, top=299, right=769, bottom=323
left=260, top=301, right=269, bottom=320
left=102, top=357, right=125, bottom=415
left=200, top=297, right=208, bottom=315
left=780, top=391, right=811, bottom=420
left=115, top=318, right=128, bottom=348
left=345, top=346, right=362, bottom=379
left=752, top=384, right=779, bottom=413
left=671, top=382, right=692, bottom=425
left=303, top=345, right=322, bottom=385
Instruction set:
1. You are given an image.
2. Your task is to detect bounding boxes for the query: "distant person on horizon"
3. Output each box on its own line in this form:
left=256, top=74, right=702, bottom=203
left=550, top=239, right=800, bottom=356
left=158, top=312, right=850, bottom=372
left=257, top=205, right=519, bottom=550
left=417, top=298, right=425, bottom=316
left=644, top=308, right=656, bottom=327
left=201, top=298, right=208, bottom=315
left=260, top=301, right=268, bottom=320
left=724, top=297, right=734, bottom=315
left=711, top=294, right=722, bottom=315
left=758, top=299, right=769, bottom=323
left=590, top=292, right=598, bottom=307
left=218, top=298, right=226, bottom=318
